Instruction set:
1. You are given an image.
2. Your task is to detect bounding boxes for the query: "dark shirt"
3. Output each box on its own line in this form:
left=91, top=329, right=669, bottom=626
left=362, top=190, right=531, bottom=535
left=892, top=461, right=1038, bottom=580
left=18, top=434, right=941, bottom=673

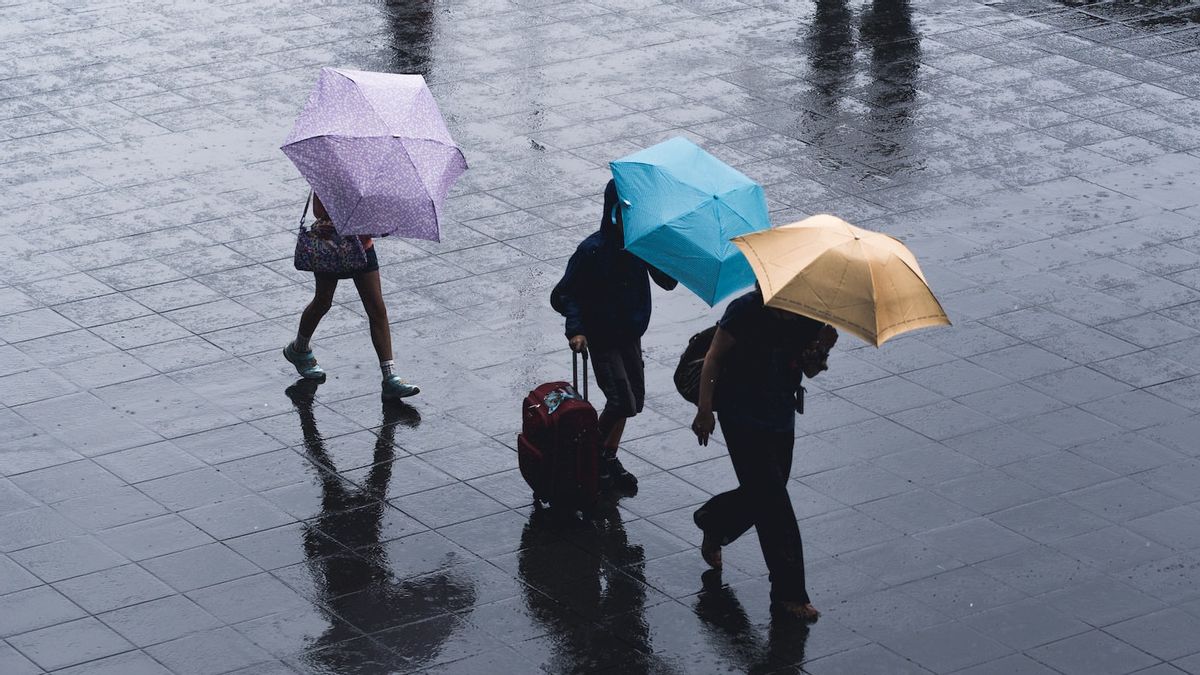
left=552, top=232, right=675, bottom=349
left=716, top=290, right=822, bottom=432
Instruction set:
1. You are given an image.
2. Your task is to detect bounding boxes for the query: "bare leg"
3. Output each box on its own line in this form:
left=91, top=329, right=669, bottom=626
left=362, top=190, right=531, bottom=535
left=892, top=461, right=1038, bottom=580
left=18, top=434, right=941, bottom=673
left=298, top=276, right=338, bottom=341
left=598, top=411, right=627, bottom=452
left=352, top=270, right=393, bottom=363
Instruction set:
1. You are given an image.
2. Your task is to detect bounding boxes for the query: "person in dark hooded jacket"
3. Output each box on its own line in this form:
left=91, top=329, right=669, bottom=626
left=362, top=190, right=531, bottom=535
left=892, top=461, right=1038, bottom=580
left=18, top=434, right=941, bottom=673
left=551, top=180, right=677, bottom=491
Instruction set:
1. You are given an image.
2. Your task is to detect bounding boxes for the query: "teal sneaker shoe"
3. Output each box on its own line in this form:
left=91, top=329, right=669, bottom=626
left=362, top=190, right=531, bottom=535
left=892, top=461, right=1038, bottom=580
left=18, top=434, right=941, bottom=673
left=283, top=343, right=326, bottom=380
left=382, top=375, right=420, bottom=400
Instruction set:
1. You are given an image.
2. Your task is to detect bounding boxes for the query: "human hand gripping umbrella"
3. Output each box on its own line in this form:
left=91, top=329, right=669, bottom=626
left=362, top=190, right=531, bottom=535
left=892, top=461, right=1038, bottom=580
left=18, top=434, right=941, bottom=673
left=731, top=214, right=951, bottom=346
left=281, top=67, right=467, bottom=241
left=610, top=137, right=771, bottom=306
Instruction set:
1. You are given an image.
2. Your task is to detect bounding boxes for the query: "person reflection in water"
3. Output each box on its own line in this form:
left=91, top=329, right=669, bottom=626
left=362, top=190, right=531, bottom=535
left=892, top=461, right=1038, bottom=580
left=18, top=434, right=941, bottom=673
left=286, top=381, right=477, bottom=672
left=385, top=0, right=437, bottom=76
left=518, top=501, right=675, bottom=673
left=693, top=571, right=811, bottom=673
left=860, top=0, right=920, bottom=134
left=802, top=0, right=921, bottom=170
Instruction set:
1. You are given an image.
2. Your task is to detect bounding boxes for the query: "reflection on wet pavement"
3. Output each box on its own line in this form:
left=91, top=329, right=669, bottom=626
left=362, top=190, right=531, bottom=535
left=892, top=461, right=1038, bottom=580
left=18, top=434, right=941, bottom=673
left=518, top=502, right=679, bottom=673
left=287, top=384, right=477, bottom=672
left=2, top=0, right=1200, bottom=672
left=694, top=570, right=811, bottom=673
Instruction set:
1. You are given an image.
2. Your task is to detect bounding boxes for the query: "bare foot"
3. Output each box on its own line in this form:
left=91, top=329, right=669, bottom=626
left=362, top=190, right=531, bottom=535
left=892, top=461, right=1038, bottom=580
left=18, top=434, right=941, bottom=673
left=771, top=601, right=820, bottom=623
left=701, top=531, right=722, bottom=570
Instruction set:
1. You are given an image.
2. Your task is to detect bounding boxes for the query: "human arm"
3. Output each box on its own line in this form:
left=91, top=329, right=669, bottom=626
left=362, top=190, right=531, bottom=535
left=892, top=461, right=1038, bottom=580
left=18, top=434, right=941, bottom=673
left=551, top=248, right=591, bottom=351
left=692, top=327, right=735, bottom=446
left=308, top=193, right=336, bottom=239
left=648, top=264, right=678, bottom=291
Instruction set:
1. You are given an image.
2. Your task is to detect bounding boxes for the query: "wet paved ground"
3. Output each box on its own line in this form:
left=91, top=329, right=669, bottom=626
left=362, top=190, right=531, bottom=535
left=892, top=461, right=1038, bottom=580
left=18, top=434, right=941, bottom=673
left=2, top=0, right=1200, bottom=672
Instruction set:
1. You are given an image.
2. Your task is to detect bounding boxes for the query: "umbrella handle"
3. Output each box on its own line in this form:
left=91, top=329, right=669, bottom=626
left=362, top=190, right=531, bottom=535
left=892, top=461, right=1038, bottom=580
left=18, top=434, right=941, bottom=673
left=572, top=351, right=589, bottom=401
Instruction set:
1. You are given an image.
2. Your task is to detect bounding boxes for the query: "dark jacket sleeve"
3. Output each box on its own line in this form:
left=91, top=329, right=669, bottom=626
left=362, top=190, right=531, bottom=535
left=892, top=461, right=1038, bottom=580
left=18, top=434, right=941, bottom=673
left=552, top=248, right=590, bottom=338
left=647, top=264, right=678, bottom=291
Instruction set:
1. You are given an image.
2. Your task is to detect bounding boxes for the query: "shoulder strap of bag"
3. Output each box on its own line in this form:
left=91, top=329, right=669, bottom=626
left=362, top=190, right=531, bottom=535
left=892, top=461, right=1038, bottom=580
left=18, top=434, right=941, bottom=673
left=298, top=191, right=312, bottom=232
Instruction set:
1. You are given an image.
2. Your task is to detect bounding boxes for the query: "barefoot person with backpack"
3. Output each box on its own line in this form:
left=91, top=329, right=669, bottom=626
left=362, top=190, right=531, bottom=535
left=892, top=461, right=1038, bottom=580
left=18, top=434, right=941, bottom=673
left=551, top=180, right=677, bottom=491
left=689, top=286, right=838, bottom=622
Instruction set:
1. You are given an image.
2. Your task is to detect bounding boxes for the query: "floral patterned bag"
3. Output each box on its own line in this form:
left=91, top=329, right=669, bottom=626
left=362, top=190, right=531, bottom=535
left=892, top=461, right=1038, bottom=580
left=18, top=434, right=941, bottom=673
left=293, top=192, right=369, bottom=275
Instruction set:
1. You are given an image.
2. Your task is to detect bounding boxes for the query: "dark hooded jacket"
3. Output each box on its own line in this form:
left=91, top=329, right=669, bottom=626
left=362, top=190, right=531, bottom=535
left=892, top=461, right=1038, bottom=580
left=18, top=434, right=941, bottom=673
left=551, top=180, right=676, bottom=348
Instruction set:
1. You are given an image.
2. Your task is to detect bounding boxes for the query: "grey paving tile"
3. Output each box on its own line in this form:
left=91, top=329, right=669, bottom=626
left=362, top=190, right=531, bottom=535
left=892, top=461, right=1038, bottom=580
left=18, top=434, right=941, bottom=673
left=1025, top=366, right=1133, bottom=405
left=0, top=642, right=41, bottom=675
left=1065, top=478, right=1182, bottom=524
left=1046, top=575, right=1171, bottom=628
left=1135, top=459, right=1200, bottom=502
left=802, top=642, right=932, bottom=675
left=934, top=468, right=1049, bottom=515
left=100, top=594, right=225, bottom=647
left=141, top=542, right=260, bottom=593
left=9, top=459, right=126, bottom=504
left=0, top=554, right=41, bottom=597
left=891, top=399, right=998, bottom=441
left=146, top=627, right=274, bottom=675
left=1028, top=629, right=1161, bottom=675
left=93, top=441, right=205, bottom=483
left=9, top=534, right=126, bottom=583
left=857, top=489, right=977, bottom=535
left=98, top=514, right=214, bottom=562
left=52, top=485, right=168, bottom=531
left=1126, top=506, right=1200, bottom=552
left=181, top=494, right=295, bottom=540
left=0, top=585, right=85, bottom=639
left=953, top=653, right=1062, bottom=675
left=1003, top=450, right=1121, bottom=493
left=6, top=617, right=133, bottom=671
left=0, top=505, right=83, bottom=553
left=1017, top=406, right=1125, bottom=448
left=880, top=620, right=1015, bottom=673
left=52, top=563, right=174, bottom=615
left=1106, top=608, right=1200, bottom=662
left=51, top=650, right=173, bottom=675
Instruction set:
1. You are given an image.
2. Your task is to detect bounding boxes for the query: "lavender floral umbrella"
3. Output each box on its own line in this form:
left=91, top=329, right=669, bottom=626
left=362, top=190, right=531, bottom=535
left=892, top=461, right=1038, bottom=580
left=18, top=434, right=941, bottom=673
left=281, top=67, right=467, bottom=241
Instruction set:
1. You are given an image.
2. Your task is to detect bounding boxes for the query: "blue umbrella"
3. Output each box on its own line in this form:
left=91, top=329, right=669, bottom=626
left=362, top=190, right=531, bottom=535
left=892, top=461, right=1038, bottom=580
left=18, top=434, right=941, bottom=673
left=610, top=137, right=770, bottom=306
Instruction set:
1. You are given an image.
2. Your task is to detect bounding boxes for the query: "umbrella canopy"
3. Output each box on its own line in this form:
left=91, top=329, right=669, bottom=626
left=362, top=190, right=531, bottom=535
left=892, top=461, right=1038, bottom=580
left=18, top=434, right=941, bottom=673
left=610, top=137, right=770, bottom=306
left=281, top=67, right=467, bottom=240
left=732, top=214, right=950, bottom=346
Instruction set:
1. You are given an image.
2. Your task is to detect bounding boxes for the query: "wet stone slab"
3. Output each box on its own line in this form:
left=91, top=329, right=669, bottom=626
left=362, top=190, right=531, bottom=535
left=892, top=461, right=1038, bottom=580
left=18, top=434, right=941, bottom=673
left=2, top=0, right=1200, bottom=673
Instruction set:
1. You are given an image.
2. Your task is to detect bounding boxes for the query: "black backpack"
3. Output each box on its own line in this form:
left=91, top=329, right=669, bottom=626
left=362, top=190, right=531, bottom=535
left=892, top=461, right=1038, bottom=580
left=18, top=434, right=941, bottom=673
left=674, top=324, right=718, bottom=405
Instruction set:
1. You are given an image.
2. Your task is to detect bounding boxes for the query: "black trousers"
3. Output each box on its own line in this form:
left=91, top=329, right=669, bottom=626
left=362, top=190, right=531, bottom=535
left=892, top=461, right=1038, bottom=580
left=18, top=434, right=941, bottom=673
left=694, top=416, right=809, bottom=604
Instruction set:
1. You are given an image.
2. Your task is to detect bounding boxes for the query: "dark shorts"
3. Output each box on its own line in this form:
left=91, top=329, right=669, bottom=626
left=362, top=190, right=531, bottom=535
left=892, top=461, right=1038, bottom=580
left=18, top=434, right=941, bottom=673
left=314, top=245, right=379, bottom=281
left=590, top=340, right=644, bottom=418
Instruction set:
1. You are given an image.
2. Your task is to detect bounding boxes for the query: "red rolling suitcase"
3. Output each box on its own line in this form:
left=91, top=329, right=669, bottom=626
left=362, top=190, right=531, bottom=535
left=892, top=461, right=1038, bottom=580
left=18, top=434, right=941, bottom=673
left=517, top=352, right=600, bottom=516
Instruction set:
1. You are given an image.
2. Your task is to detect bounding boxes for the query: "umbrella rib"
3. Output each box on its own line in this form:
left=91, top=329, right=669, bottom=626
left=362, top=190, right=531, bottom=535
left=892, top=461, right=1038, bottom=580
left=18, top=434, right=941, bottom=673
left=715, top=188, right=759, bottom=237
left=342, top=192, right=366, bottom=232
left=889, top=250, right=950, bottom=321
left=395, top=138, right=443, bottom=210
left=347, top=77, right=394, bottom=141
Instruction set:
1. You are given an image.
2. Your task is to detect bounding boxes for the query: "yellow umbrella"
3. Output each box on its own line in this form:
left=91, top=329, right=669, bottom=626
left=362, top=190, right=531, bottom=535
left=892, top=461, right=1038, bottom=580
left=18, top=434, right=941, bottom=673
left=731, top=214, right=950, bottom=347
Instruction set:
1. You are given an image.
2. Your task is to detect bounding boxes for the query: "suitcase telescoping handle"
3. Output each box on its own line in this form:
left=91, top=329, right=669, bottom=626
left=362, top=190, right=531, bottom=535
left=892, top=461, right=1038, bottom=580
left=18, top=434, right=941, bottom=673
left=572, top=351, right=589, bottom=401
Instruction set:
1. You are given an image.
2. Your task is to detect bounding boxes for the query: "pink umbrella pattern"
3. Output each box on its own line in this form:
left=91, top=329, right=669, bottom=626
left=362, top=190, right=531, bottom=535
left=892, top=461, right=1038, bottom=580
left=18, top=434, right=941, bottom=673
left=281, top=67, right=467, bottom=241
